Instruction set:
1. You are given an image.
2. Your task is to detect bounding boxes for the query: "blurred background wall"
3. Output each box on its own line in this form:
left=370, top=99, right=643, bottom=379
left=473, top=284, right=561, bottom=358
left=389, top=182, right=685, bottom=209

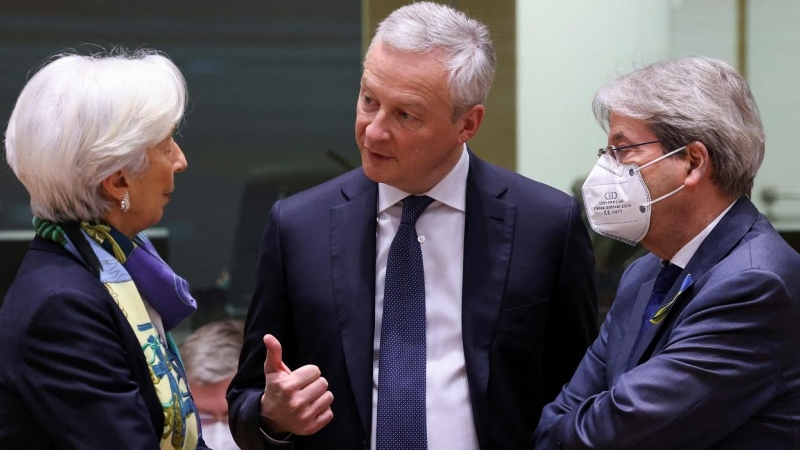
left=518, top=0, right=800, bottom=227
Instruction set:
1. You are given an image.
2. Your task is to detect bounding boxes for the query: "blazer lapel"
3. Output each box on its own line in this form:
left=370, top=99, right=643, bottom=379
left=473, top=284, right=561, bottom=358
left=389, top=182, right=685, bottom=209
left=620, top=274, right=658, bottom=372
left=627, top=198, right=760, bottom=368
left=627, top=269, right=688, bottom=370
left=330, top=172, right=378, bottom=439
left=682, top=198, right=760, bottom=284
left=461, top=153, right=515, bottom=446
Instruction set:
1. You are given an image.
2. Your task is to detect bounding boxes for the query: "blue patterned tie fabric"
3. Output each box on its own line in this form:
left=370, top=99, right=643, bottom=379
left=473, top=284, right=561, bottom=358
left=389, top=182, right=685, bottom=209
left=377, top=195, right=435, bottom=450
left=643, top=263, right=682, bottom=325
left=629, top=262, right=682, bottom=367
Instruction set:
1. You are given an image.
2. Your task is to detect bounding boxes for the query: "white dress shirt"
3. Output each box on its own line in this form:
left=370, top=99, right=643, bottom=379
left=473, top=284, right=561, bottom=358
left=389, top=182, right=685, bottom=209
left=669, top=201, right=736, bottom=269
left=371, top=145, right=478, bottom=450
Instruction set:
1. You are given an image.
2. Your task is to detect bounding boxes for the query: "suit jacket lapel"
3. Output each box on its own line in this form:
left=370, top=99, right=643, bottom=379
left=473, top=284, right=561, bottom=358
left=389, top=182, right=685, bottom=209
left=617, top=269, right=658, bottom=372
left=627, top=268, right=688, bottom=370
left=627, top=198, right=760, bottom=368
left=682, top=198, right=759, bottom=284
left=461, top=152, right=515, bottom=446
left=330, top=171, right=378, bottom=439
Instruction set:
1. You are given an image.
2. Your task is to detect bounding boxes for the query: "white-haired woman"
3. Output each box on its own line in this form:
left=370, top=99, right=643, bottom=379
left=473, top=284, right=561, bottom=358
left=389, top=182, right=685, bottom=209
left=0, top=49, right=209, bottom=449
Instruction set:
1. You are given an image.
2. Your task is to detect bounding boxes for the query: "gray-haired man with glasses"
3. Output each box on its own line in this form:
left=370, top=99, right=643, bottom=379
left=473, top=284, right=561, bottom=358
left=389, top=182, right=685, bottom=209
left=534, top=56, right=800, bottom=449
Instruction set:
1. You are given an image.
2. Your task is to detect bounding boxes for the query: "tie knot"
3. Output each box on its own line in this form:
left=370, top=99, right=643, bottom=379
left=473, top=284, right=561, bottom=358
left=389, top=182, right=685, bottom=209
left=654, top=262, right=682, bottom=295
left=400, top=195, right=435, bottom=225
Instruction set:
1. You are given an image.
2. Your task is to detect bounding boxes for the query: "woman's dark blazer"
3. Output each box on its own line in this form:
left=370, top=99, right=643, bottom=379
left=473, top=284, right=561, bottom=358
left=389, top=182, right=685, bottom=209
left=0, top=236, right=207, bottom=449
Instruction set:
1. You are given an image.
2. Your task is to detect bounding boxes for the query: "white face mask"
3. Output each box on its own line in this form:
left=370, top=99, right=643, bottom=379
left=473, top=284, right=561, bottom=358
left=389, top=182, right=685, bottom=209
left=202, top=421, right=240, bottom=450
left=581, top=146, right=686, bottom=245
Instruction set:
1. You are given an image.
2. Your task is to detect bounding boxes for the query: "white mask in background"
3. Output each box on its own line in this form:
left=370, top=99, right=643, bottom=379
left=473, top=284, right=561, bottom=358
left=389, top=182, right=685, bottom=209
left=581, top=146, right=686, bottom=245
left=203, top=421, right=240, bottom=450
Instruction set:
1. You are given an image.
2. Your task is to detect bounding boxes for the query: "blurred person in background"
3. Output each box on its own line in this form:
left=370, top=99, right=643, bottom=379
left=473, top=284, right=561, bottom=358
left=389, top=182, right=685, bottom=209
left=0, top=48, right=209, bottom=449
left=181, top=319, right=246, bottom=450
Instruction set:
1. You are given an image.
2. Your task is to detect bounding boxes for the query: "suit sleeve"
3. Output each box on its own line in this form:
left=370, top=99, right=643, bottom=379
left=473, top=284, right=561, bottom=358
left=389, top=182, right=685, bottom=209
left=16, top=288, right=161, bottom=449
left=542, top=197, right=599, bottom=401
left=228, top=200, right=297, bottom=449
left=534, top=258, right=642, bottom=448
left=543, top=269, right=792, bottom=450
left=534, top=290, right=618, bottom=448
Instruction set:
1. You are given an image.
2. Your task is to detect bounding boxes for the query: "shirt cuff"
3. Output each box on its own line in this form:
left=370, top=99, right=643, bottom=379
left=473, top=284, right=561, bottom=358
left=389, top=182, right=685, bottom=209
left=258, top=416, right=295, bottom=448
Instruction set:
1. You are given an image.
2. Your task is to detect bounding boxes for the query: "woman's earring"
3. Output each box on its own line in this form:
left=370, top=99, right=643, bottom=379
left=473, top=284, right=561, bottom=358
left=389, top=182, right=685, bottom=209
left=120, top=191, right=130, bottom=212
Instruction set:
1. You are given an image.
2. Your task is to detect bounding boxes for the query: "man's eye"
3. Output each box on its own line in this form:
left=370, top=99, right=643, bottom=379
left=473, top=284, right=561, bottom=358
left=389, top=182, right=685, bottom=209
left=614, top=148, right=628, bottom=159
left=399, top=111, right=416, bottom=121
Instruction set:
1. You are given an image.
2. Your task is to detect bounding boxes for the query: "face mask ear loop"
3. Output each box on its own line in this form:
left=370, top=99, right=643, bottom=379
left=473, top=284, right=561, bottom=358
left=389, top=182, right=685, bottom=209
left=642, top=184, right=686, bottom=209
left=631, top=146, right=687, bottom=175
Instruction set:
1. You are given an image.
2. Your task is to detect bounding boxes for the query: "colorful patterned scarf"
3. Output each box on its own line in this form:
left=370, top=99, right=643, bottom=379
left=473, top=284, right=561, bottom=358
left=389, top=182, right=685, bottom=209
left=33, top=218, right=200, bottom=449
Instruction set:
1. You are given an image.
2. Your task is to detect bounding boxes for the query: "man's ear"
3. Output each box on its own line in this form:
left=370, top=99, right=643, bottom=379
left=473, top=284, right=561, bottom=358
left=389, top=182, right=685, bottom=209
left=683, top=141, right=712, bottom=187
left=101, top=170, right=130, bottom=202
left=457, top=104, right=485, bottom=144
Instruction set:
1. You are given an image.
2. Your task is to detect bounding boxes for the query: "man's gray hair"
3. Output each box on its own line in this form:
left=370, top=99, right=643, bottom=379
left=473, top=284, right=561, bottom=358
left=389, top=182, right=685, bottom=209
left=5, top=48, right=187, bottom=222
left=179, top=319, right=245, bottom=385
left=367, top=1, right=496, bottom=120
left=593, top=56, right=765, bottom=198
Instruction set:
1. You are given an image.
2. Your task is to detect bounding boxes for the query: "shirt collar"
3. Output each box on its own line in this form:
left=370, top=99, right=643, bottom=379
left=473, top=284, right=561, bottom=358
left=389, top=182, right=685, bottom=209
left=377, top=144, right=469, bottom=214
left=669, top=201, right=737, bottom=268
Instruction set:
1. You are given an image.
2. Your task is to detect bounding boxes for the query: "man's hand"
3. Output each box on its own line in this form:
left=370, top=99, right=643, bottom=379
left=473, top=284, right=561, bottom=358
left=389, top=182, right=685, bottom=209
left=259, top=334, right=334, bottom=436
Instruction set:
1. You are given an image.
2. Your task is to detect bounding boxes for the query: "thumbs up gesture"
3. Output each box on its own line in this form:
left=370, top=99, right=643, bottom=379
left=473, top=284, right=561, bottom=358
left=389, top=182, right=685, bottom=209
left=259, top=334, right=335, bottom=436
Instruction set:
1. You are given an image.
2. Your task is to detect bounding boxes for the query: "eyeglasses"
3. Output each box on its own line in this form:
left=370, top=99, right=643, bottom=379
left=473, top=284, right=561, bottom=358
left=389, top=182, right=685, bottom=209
left=597, top=139, right=664, bottom=162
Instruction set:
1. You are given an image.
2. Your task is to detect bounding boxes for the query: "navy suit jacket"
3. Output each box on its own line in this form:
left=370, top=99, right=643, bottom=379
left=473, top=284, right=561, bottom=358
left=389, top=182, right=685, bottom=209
left=0, top=237, right=208, bottom=449
left=228, top=152, right=598, bottom=449
left=534, top=198, right=800, bottom=449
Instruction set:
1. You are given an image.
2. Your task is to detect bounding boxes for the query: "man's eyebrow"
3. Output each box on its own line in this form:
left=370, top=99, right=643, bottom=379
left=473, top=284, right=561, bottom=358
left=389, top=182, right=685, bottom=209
left=397, top=99, right=425, bottom=110
left=357, top=84, right=425, bottom=110
left=360, top=75, right=376, bottom=89
left=610, top=131, right=627, bottom=143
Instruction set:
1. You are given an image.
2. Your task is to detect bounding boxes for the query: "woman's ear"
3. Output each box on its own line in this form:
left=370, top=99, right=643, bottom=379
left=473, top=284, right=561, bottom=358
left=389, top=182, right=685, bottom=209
left=100, top=170, right=129, bottom=202
left=683, top=141, right=712, bottom=188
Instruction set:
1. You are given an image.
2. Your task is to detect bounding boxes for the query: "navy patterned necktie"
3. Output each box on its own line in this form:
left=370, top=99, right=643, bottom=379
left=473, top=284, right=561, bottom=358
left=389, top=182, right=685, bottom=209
left=629, top=262, right=682, bottom=368
left=643, top=263, right=682, bottom=325
left=376, top=195, right=435, bottom=450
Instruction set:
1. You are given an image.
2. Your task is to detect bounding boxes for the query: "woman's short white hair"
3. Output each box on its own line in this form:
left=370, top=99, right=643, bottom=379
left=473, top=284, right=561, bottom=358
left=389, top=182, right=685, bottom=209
left=367, top=1, right=496, bottom=120
left=593, top=56, right=765, bottom=198
left=5, top=48, right=188, bottom=222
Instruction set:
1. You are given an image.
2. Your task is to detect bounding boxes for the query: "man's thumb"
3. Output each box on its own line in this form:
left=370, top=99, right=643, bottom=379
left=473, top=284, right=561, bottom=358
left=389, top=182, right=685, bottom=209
left=263, top=334, right=291, bottom=374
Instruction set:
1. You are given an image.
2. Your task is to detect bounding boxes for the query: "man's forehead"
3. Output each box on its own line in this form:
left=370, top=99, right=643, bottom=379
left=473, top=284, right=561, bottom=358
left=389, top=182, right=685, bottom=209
left=360, top=61, right=449, bottom=107
left=366, top=41, right=446, bottom=60
left=361, top=76, right=432, bottom=109
left=363, top=43, right=448, bottom=75
left=608, top=114, right=653, bottom=140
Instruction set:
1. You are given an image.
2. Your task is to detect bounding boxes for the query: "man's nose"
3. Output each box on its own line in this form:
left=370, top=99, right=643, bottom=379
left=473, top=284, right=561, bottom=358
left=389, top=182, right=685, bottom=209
left=364, top=110, right=390, bottom=141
